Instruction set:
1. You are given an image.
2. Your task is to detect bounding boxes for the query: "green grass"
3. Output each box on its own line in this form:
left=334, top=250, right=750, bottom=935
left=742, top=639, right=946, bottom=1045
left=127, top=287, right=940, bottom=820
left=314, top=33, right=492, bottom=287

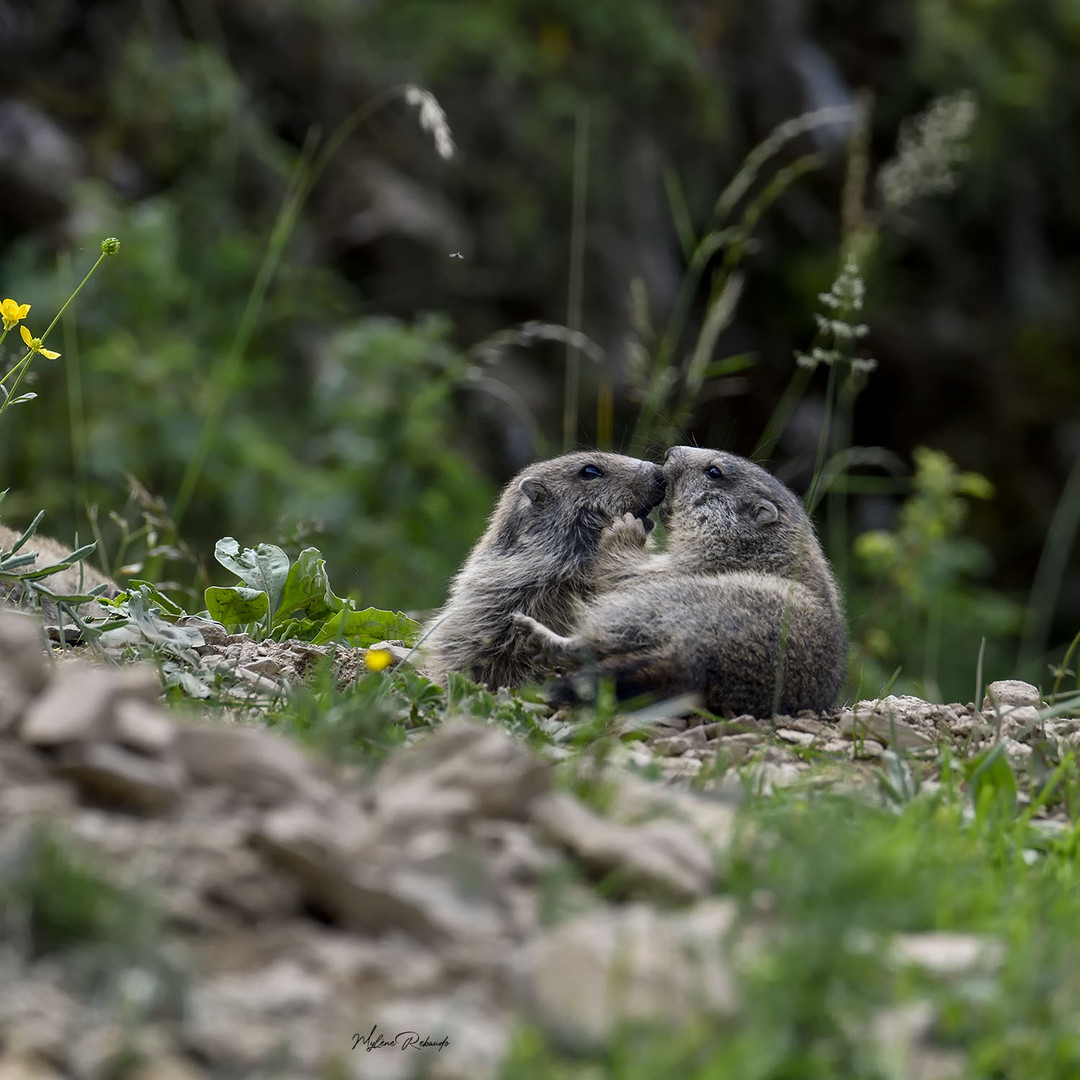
left=501, top=774, right=1080, bottom=1078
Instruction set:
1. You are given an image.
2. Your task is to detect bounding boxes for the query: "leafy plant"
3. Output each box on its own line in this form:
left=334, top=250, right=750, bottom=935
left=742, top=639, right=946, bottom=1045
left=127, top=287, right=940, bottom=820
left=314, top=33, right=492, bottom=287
left=204, top=536, right=421, bottom=646
left=0, top=503, right=108, bottom=616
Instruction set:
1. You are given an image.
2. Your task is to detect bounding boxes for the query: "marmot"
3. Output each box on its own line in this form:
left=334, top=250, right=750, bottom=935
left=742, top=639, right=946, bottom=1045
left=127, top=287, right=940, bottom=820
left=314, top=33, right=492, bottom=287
left=514, top=446, right=847, bottom=716
left=0, top=522, right=120, bottom=622
left=419, top=451, right=666, bottom=689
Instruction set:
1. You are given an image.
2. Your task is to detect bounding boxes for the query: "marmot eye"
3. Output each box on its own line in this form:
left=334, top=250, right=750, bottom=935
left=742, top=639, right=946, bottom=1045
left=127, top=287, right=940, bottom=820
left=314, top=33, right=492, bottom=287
left=704, top=465, right=724, bottom=480
left=579, top=464, right=604, bottom=479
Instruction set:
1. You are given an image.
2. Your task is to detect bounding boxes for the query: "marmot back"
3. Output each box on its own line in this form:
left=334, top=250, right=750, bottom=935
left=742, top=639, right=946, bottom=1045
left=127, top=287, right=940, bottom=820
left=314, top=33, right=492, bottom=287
left=516, top=447, right=847, bottom=716
left=419, top=451, right=665, bottom=689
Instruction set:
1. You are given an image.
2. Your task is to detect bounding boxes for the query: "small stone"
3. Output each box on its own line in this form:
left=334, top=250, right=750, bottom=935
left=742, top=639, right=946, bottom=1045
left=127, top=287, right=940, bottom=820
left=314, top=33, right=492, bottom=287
left=0, top=1054, right=67, bottom=1080
left=239, top=657, right=281, bottom=678
left=891, top=932, right=1003, bottom=976
left=982, top=680, right=1042, bottom=711
left=365, top=640, right=413, bottom=664
left=518, top=900, right=739, bottom=1048
left=532, top=790, right=714, bottom=900
left=840, top=701, right=934, bottom=750
left=853, top=738, right=885, bottom=759
left=0, top=611, right=51, bottom=694
left=775, top=728, right=816, bottom=747
left=376, top=721, right=550, bottom=820
left=21, top=663, right=159, bottom=747
left=176, top=615, right=228, bottom=646
left=57, top=742, right=185, bottom=813
left=749, top=761, right=804, bottom=794
left=178, top=726, right=335, bottom=806
left=110, top=700, right=176, bottom=755
left=651, top=734, right=696, bottom=757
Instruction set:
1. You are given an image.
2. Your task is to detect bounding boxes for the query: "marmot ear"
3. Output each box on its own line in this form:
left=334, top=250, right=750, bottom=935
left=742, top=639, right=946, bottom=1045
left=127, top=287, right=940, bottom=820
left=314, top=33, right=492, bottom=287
left=520, top=476, right=548, bottom=506
left=752, top=500, right=779, bottom=525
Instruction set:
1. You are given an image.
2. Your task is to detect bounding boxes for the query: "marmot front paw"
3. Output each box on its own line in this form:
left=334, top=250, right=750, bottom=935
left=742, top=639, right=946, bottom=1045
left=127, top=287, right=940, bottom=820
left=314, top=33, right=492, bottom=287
left=601, top=511, right=648, bottom=554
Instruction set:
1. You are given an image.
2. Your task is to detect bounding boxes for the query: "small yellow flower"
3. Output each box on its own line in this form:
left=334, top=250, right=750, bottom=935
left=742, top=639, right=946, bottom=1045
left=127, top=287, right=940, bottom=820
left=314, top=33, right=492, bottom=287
left=19, top=324, right=60, bottom=360
left=364, top=647, right=394, bottom=672
left=1, top=298, right=30, bottom=331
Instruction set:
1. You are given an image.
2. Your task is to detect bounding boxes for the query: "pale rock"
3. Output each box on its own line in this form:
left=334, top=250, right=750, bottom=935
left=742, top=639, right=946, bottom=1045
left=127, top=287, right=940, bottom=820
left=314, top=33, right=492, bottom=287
left=891, top=931, right=1003, bottom=976
left=20, top=663, right=160, bottom=746
left=870, top=1001, right=963, bottom=1080
left=1000, top=736, right=1033, bottom=764
left=842, top=699, right=935, bottom=750
left=0, top=612, right=51, bottom=694
left=659, top=756, right=704, bottom=781
left=853, top=738, right=885, bottom=759
left=176, top=615, right=228, bottom=646
left=982, top=680, right=1042, bottom=711
left=178, top=725, right=336, bottom=806
left=716, top=732, right=766, bottom=766
left=376, top=721, right=550, bottom=820
left=110, top=699, right=176, bottom=755
left=776, top=728, right=816, bottom=747
left=748, top=761, right=804, bottom=795
left=651, top=734, right=697, bottom=757
left=187, top=959, right=329, bottom=1068
left=518, top=900, right=738, bottom=1048
left=57, top=741, right=185, bottom=812
left=375, top=780, right=478, bottom=833
left=365, top=640, right=414, bottom=665
left=0, top=1056, right=67, bottom=1080
left=532, top=790, right=714, bottom=900
left=605, top=775, right=739, bottom=852
left=241, top=657, right=282, bottom=678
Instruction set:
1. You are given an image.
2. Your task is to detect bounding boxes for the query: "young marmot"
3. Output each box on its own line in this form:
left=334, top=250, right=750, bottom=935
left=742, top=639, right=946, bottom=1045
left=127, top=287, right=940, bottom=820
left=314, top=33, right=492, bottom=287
left=514, top=446, right=847, bottom=716
left=419, top=451, right=666, bottom=689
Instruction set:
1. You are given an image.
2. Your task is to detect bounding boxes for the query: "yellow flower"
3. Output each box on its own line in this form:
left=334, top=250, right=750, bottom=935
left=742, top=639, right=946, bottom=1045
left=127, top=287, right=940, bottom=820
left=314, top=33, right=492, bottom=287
left=364, top=647, right=394, bottom=672
left=1, top=298, right=30, bottom=331
left=19, top=324, right=60, bottom=360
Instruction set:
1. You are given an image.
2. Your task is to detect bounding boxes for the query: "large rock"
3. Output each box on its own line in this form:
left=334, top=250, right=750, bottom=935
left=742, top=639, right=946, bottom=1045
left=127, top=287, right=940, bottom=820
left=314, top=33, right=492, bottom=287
left=517, top=900, right=739, bottom=1048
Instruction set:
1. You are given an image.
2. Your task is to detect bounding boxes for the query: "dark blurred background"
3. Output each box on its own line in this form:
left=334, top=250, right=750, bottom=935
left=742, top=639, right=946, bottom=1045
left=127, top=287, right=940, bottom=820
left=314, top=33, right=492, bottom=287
left=0, top=0, right=1076, bottom=702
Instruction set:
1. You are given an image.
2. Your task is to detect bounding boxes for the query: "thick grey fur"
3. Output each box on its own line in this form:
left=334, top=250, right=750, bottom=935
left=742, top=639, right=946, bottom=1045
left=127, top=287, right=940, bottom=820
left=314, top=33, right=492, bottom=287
left=419, top=451, right=666, bottom=689
left=515, top=446, right=847, bottom=717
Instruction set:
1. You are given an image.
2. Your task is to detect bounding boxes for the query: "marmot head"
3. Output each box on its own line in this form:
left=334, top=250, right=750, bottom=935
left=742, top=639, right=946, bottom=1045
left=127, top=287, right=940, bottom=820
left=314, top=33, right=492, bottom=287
left=489, top=451, right=665, bottom=563
left=662, top=446, right=822, bottom=579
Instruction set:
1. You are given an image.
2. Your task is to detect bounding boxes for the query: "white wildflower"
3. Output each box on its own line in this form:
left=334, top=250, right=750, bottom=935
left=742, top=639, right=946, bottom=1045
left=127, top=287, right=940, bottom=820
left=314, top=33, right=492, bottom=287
left=404, top=84, right=456, bottom=161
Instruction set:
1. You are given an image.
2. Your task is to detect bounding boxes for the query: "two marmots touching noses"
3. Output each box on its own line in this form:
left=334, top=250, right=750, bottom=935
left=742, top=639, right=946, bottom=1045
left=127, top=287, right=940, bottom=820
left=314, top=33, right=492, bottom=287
left=421, top=447, right=847, bottom=718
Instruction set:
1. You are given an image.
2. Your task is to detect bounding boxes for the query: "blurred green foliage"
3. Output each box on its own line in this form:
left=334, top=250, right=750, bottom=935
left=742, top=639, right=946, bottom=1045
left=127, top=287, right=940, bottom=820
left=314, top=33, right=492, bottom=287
left=850, top=447, right=1023, bottom=701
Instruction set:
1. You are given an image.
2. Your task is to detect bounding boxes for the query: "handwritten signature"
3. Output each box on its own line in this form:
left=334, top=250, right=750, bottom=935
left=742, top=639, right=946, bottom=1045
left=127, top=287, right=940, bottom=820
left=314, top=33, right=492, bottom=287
left=352, top=1026, right=450, bottom=1053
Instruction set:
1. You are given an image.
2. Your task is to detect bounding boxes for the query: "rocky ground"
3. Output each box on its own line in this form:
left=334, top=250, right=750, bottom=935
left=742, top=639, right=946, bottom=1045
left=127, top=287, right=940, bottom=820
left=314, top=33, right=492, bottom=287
left=0, top=610, right=1060, bottom=1079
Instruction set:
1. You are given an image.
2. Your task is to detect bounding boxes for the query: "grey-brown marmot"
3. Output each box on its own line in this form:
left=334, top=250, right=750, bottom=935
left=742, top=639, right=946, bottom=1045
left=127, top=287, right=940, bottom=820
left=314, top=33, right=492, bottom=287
left=0, top=522, right=119, bottom=622
left=419, top=452, right=666, bottom=689
left=514, top=446, right=847, bottom=716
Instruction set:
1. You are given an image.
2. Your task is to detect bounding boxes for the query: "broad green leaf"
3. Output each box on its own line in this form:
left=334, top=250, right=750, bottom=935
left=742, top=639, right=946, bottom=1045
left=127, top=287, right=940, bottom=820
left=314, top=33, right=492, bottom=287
left=205, top=585, right=270, bottom=628
left=213, top=538, right=290, bottom=615
left=312, top=606, right=422, bottom=648
left=274, top=547, right=342, bottom=622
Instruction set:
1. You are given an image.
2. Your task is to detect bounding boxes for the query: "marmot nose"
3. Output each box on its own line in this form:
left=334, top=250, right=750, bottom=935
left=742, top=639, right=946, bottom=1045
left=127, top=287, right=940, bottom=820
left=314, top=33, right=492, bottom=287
left=664, top=446, right=689, bottom=464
